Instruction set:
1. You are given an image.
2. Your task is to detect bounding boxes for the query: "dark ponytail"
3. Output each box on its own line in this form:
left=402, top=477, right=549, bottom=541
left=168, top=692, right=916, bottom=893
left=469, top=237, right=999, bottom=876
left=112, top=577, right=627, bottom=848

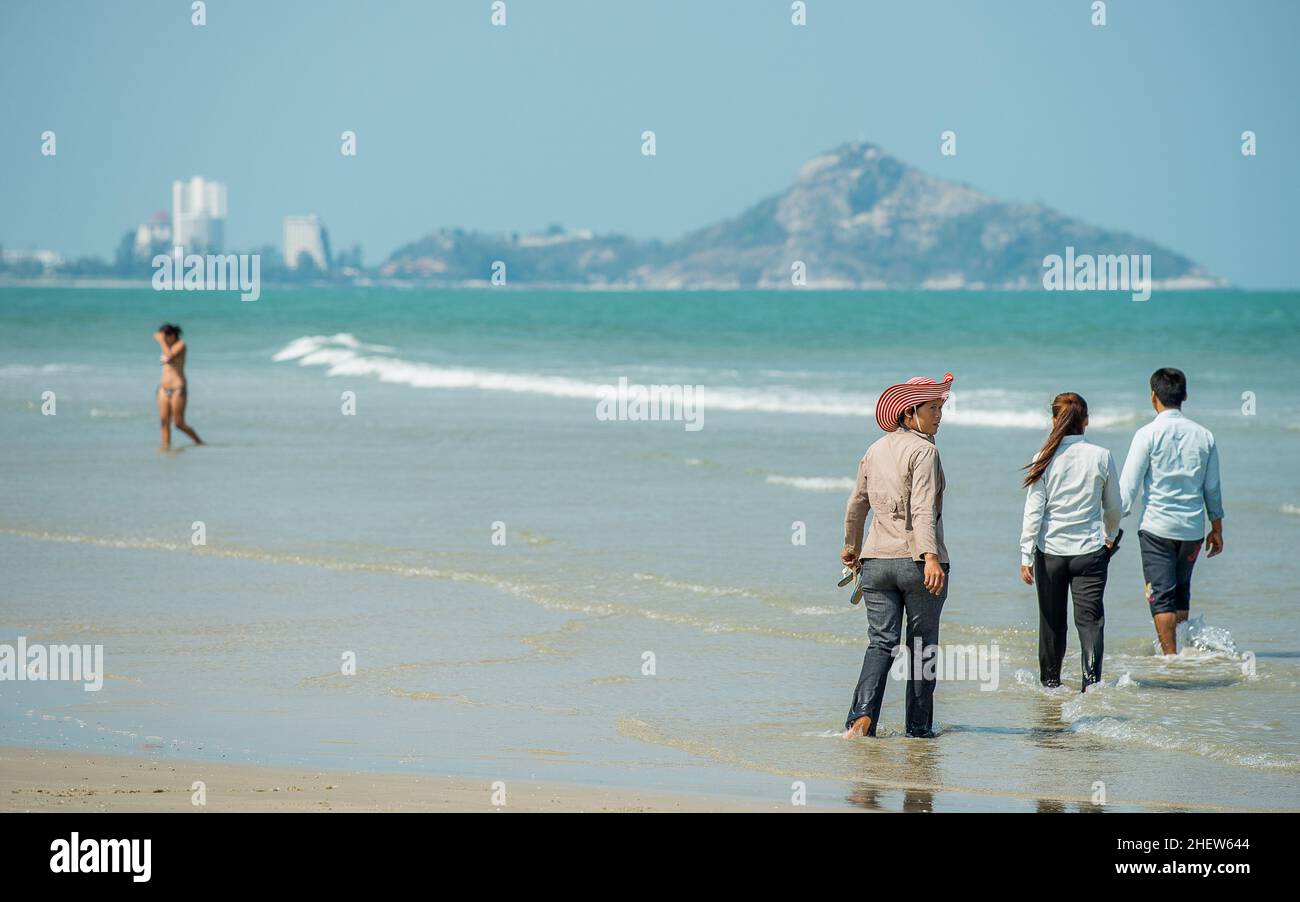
left=1022, top=392, right=1088, bottom=487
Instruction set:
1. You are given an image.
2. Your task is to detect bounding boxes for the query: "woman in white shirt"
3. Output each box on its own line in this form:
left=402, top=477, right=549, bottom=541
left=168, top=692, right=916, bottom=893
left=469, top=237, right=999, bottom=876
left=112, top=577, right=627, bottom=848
left=1020, top=392, right=1121, bottom=691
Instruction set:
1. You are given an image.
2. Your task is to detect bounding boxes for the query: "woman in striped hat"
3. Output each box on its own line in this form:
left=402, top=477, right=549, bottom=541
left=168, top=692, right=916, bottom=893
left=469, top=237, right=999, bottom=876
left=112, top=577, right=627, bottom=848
left=841, top=374, right=954, bottom=739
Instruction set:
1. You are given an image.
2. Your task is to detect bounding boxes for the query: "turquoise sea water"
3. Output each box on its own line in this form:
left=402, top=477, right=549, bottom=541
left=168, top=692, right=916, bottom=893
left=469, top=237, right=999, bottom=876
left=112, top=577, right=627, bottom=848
left=1, top=285, right=1297, bottom=810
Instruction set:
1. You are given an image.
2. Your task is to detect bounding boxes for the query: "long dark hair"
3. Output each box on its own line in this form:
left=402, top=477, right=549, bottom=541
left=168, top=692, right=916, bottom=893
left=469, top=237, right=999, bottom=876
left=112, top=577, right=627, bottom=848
left=1022, top=392, right=1088, bottom=487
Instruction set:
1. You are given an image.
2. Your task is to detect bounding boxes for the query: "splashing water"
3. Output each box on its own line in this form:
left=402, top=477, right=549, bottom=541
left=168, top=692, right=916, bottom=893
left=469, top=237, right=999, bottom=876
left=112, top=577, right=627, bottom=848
left=1156, top=615, right=1238, bottom=658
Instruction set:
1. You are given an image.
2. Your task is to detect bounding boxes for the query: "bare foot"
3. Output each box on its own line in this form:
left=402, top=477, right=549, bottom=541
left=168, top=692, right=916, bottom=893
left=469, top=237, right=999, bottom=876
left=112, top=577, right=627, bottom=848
left=843, top=715, right=872, bottom=739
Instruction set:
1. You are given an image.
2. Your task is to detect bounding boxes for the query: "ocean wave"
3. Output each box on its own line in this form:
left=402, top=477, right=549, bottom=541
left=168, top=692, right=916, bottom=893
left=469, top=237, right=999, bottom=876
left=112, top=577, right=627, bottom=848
left=765, top=475, right=855, bottom=492
left=0, top=527, right=856, bottom=647
left=0, top=363, right=85, bottom=377
left=271, top=334, right=1133, bottom=428
left=1060, top=684, right=1300, bottom=771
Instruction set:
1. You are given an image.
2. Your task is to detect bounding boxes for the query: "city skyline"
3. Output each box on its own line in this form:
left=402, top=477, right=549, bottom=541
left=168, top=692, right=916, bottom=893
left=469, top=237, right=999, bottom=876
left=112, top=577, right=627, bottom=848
left=2, top=0, right=1299, bottom=287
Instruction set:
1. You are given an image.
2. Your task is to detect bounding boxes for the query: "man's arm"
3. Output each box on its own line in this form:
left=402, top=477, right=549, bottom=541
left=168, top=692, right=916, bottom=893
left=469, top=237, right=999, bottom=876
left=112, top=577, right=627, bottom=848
left=1203, top=437, right=1224, bottom=557
left=1118, top=428, right=1151, bottom=518
left=841, top=455, right=872, bottom=565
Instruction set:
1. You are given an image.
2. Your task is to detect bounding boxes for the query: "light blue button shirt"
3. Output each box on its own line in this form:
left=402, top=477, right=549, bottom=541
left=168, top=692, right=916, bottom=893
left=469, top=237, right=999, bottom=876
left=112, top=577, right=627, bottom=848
left=1119, top=409, right=1224, bottom=541
left=1020, top=435, right=1121, bottom=566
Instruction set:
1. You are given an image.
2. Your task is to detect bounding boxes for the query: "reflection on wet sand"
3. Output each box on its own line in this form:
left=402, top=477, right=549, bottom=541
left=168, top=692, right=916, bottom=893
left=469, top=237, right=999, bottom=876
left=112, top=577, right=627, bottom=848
left=845, top=737, right=940, bottom=812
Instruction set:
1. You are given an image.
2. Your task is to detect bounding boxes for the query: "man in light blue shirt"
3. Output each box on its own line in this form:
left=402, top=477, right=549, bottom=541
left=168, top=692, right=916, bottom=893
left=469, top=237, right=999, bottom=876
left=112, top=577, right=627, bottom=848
left=1119, top=368, right=1225, bottom=655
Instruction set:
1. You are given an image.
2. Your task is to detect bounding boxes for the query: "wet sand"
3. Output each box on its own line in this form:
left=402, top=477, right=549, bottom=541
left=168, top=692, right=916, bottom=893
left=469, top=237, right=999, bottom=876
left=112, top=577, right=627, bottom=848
left=0, top=746, right=818, bottom=813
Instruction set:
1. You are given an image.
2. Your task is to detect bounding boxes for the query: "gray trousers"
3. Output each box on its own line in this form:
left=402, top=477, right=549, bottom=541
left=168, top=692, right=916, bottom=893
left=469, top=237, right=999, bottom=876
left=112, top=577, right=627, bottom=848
left=845, top=557, right=949, bottom=736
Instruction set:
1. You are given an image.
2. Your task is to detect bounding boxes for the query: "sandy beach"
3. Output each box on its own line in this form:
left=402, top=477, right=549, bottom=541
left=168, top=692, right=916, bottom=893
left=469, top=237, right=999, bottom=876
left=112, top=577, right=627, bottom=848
left=0, top=746, right=807, bottom=813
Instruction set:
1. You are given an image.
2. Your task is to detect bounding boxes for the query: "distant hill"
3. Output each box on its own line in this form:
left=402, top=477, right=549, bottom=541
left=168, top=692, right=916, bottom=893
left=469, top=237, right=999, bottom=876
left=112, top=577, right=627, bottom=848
left=384, top=141, right=1221, bottom=290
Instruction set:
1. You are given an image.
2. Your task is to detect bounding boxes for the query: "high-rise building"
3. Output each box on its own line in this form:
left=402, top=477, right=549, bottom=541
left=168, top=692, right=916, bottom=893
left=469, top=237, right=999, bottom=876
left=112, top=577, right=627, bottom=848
left=171, top=176, right=226, bottom=254
left=283, top=214, right=331, bottom=271
left=133, top=209, right=172, bottom=261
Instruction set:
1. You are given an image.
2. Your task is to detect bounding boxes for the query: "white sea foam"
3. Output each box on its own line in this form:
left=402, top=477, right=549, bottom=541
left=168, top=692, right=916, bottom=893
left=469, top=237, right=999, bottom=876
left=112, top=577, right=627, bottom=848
left=1150, top=615, right=1238, bottom=658
left=0, top=363, right=83, bottom=377
left=272, top=335, right=1134, bottom=428
left=1281, top=504, right=1300, bottom=516
left=765, top=475, right=855, bottom=492
left=1061, top=686, right=1300, bottom=771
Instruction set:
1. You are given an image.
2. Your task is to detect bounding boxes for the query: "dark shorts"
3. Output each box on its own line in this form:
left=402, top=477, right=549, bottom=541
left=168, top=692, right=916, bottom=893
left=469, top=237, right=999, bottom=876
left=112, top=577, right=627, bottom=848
left=1138, top=530, right=1201, bottom=616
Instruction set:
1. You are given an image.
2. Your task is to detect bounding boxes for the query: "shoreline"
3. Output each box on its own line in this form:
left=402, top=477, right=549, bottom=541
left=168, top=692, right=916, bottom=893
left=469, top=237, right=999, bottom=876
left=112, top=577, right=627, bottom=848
left=0, top=277, right=1247, bottom=293
left=0, top=746, right=811, bottom=813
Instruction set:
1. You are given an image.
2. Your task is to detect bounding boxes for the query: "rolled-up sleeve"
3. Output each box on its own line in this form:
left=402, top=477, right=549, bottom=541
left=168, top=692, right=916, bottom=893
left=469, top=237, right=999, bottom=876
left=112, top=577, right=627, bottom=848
left=1203, top=437, right=1224, bottom=522
left=842, top=454, right=872, bottom=558
left=909, top=447, right=941, bottom=560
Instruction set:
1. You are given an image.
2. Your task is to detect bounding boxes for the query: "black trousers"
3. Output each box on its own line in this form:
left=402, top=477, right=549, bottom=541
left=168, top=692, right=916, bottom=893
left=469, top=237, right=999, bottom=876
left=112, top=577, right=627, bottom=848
left=1033, top=546, right=1109, bottom=691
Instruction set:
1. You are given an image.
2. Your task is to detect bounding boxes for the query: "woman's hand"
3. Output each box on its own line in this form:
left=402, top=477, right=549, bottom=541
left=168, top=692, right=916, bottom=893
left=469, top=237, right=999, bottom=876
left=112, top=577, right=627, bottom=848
left=841, top=547, right=858, bottom=568
left=922, top=554, right=945, bottom=595
left=1020, top=565, right=1034, bottom=586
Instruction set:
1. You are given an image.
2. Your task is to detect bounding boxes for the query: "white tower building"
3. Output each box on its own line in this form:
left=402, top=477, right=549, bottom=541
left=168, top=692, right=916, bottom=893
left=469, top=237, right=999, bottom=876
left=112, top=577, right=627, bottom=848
left=283, top=215, right=330, bottom=271
left=171, top=176, right=227, bottom=254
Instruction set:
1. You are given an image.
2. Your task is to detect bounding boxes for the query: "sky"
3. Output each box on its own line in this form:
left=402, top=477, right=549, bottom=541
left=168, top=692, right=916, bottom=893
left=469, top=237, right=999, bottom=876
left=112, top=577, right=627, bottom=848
left=1, top=0, right=1297, bottom=287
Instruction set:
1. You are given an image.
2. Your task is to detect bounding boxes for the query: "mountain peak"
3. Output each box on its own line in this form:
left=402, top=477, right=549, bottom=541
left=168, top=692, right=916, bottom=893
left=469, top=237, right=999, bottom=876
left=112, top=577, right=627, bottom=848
left=387, top=141, right=1220, bottom=290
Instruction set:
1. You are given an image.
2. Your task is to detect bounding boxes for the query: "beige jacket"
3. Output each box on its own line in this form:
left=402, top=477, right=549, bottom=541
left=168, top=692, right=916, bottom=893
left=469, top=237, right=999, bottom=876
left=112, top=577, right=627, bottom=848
left=842, top=426, right=948, bottom=563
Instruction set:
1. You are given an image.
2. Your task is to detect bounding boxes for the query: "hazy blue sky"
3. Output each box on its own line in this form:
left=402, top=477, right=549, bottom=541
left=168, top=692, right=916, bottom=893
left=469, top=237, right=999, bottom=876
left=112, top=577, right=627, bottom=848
left=2, top=0, right=1297, bottom=286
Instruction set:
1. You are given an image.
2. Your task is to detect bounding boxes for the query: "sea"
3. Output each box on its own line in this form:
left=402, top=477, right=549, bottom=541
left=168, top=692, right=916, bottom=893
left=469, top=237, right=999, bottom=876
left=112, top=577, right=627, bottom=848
left=1, top=285, right=1297, bottom=811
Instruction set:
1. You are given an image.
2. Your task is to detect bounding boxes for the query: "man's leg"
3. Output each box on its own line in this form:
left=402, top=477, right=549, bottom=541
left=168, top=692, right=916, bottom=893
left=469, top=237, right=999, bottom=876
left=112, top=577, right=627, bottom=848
left=1139, top=531, right=1180, bottom=655
left=1069, top=548, right=1108, bottom=691
left=1174, top=539, right=1200, bottom=626
left=845, top=561, right=903, bottom=737
left=1035, top=551, right=1070, bottom=687
left=902, top=559, right=948, bottom=737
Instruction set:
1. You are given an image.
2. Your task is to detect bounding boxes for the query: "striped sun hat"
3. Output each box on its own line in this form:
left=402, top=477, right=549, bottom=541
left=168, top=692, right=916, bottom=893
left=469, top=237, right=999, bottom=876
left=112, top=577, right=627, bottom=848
left=874, top=373, right=955, bottom=433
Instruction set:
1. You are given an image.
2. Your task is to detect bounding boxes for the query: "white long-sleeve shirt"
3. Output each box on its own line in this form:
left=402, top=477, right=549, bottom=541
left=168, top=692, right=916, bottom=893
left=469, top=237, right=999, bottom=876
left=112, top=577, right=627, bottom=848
left=1020, top=434, right=1122, bottom=566
left=1118, top=409, right=1223, bottom=541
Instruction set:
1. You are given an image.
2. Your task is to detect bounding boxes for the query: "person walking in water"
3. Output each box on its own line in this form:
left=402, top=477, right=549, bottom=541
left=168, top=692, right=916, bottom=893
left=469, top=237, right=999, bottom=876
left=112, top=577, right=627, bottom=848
left=153, top=323, right=203, bottom=451
left=1019, top=392, right=1121, bottom=691
left=841, top=374, right=953, bottom=739
left=1119, top=368, right=1224, bottom=655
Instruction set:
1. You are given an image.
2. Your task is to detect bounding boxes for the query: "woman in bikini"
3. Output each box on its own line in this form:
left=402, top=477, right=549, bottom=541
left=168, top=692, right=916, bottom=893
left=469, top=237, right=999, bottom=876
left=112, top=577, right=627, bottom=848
left=154, top=323, right=203, bottom=451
